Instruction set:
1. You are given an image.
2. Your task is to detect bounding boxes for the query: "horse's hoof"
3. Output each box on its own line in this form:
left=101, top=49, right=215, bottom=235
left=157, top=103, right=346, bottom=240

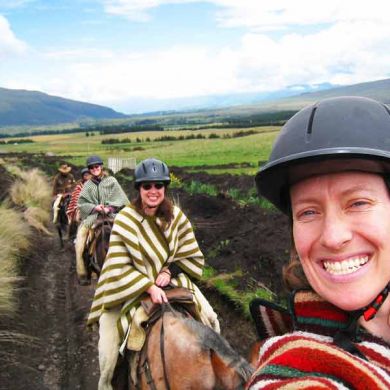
left=78, top=276, right=91, bottom=286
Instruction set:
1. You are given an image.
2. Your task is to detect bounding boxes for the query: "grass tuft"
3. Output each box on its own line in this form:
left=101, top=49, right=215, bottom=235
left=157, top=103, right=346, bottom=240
left=0, top=206, right=31, bottom=316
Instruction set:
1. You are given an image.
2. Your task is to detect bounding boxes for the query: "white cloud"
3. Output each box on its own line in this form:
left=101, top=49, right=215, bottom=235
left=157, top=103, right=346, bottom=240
left=102, top=0, right=390, bottom=28
left=102, top=0, right=196, bottom=21
left=233, top=19, right=390, bottom=90
left=7, top=15, right=389, bottom=110
left=2, top=1, right=390, bottom=111
left=0, top=0, right=35, bottom=9
left=213, top=0, right=390, bottom=30
left=0, top=15, right=27, bottom=59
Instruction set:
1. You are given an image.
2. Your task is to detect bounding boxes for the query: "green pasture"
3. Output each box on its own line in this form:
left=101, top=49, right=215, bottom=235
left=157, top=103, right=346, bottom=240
left=1, top=126, right=280, bottom=173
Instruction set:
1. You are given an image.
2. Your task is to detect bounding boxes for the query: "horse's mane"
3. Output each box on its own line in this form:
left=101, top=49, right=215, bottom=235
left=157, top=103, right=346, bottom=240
left=181, top=316, right=254, bottom=381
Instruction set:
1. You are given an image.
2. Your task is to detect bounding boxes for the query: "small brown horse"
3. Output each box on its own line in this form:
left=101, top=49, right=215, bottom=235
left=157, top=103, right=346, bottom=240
left=133, top=301, right=254, bottom=390
left=56, top=193, right=71, bottom=248
left=83, top=214, right=113, bottom=277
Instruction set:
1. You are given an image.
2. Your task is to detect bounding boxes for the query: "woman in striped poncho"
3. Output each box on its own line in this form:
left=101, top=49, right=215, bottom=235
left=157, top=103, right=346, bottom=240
left=88, top=158, right=219, bottom=390
left=247, top=97, right=390, bottom=389
left=76, top=155, right=129, bottom=285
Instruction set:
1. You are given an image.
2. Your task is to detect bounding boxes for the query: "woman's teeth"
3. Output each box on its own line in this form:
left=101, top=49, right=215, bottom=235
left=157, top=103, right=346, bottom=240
left=323, top=256, right=369, bottom=275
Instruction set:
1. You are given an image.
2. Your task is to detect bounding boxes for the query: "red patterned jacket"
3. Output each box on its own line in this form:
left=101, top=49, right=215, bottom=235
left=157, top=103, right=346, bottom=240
left=247, top=290, right=390, bottom=389
left=66, top=181, right=84, bottom=222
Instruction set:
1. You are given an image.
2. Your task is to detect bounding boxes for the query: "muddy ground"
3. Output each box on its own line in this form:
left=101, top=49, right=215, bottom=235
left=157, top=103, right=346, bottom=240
left=1, top=155, right=291, bottom=389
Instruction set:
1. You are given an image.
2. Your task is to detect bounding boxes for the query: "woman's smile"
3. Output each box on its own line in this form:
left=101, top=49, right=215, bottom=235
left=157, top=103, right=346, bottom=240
left=291, top=171, right=390, bottom=311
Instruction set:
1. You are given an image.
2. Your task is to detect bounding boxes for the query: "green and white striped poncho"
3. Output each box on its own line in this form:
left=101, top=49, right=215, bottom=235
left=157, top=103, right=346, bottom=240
left=87, top=204, right=207, bottom=341
left=78, top=175, right=129, bottom=228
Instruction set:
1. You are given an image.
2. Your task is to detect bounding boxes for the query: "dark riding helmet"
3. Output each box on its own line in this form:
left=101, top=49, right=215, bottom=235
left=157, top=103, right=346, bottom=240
left=255, top=96, right=390, bottom=213
left=86, top=155, right=103, bottom=167
left=81, top=167, right=89, bottom=176
left=134, top=158, right=170, bottom=189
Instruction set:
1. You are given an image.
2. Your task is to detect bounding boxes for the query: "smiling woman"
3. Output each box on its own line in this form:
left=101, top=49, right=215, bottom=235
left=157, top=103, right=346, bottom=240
left=88, top=158, right=221, bottom=389
left=248, top=96, right=390, bottom=389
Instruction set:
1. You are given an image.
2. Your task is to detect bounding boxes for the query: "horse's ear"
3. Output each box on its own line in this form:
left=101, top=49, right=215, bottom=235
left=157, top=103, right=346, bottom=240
left=249, top=298, right=292, bottom=339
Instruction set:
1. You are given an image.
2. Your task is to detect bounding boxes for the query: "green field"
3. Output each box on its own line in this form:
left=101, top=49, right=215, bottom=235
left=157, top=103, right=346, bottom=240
left=1, top=126, right=280, bottom=174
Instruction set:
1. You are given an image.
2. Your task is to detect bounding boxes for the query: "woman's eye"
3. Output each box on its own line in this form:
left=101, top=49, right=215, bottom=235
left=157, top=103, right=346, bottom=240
left=350, top=200, right=369, bottom=208
left=296, top=209, right=317, bottom=219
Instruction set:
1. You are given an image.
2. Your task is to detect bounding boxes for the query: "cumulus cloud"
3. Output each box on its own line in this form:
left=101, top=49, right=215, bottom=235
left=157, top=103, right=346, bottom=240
left=32, top=14, right=390, bottom=108
left=3, top=1, right=390, bottom=110
left=0, top=15, right=27, bottom=59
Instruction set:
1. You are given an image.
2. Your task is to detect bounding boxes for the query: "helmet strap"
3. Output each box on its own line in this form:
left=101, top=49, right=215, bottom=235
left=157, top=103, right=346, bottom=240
left=360, top=282, right=390, bottom=322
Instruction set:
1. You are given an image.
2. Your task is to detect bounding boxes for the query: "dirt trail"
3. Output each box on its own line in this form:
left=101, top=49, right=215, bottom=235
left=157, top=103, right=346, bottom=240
left=1, top=155, right=290, bottom=388
left=2, top=229, right=257, bottom=389
left=1, top=233, right=99, bottom=389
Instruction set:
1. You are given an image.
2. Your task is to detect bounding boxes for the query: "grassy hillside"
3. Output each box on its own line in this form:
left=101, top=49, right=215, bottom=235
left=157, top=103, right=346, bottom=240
left=1, top=126, right=279, bottom=175
left=1, top=77, right=388, bottom=135
left=0, top=88, right=126, bottom=128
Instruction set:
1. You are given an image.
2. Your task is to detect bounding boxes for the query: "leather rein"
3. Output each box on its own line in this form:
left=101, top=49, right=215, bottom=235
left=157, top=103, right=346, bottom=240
left=138, top=303, right=174, bottom=390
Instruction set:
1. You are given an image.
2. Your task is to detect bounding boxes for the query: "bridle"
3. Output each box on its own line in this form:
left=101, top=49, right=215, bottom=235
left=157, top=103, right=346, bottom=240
left=138, top=303, right=175, bottom=390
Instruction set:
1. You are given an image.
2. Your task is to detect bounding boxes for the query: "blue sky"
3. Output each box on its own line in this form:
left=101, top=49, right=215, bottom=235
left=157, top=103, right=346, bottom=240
left=1, top=0, right=390, bottom=113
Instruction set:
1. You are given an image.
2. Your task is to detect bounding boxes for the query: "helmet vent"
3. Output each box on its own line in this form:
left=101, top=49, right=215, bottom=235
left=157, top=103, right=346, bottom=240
left=383, top=104, right=390, bottom=118
left=307, top=106, right=317, bottom=135
left=305, top=106, right=317, bottom=142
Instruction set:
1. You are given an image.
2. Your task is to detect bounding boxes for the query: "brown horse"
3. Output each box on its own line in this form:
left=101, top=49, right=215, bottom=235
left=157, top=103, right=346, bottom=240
left=56, top=193, right=71, bottom=248
left=133, top=302, right=254, bottom=390
left=83, top=214, right=113, bottom=277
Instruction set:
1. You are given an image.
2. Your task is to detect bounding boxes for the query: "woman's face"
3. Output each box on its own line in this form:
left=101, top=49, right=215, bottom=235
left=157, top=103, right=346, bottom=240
left=139, top=182, right=165, bottom=213
left=290, top=171, right=390, bottom=311
left=88, top=164, right=102, bottom=178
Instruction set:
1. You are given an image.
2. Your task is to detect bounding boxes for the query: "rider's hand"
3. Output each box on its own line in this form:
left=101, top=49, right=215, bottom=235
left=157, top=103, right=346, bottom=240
left=103, top=206, right=111, bottom=214
left=147, top=285, right=168, bottom=304
left=94, top=204, right=104, bottom=213
left=156, top=268, right=171, bottom=287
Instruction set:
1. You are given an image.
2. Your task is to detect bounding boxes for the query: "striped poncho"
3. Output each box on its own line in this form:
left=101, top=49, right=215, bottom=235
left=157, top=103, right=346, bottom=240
left=247, top=291, right=390, bottom=389
left=78, top=175, right=129, bottom=228
left=66, top=181, right=83, bottom=221
left=87, top=204, right=216, bottom=342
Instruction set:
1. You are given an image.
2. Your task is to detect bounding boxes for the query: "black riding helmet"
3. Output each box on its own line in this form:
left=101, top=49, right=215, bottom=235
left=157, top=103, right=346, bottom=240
left=86, top=155, right=103, bottom=168
left=134, top=158, right=171, bottom=189
left=81, top=167, right=89, bottom=176
left=256, top=96, right=390, bottom=213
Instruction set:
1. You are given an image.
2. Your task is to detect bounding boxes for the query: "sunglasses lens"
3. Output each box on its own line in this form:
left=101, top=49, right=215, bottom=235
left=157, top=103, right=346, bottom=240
left=141, top=182, right=164, bottom=190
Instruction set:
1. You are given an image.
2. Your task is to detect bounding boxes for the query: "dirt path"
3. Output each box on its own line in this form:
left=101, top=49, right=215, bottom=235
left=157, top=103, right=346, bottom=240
left=1, top=233, right=99, bottom=389
left=2, top=229, right=257, bottom=389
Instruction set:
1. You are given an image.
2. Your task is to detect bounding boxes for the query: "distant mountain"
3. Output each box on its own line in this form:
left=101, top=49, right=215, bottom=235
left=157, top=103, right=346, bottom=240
left=0, top=88, right=126, bottom=127
left=116, top=83, right=335, bottom=114
left=245, top=78, right=390, bottom=113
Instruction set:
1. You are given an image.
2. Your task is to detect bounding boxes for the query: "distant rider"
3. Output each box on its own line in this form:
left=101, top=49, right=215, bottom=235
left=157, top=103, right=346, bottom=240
left=76, top=155, right=129, bottom=285
left=66, top=167, right=91, bottom=225
left=52, top=163, right=75, bottom=224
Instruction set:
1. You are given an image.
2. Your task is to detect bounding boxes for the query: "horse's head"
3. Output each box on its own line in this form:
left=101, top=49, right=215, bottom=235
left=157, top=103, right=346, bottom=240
left=137, top=305, right=254, bottom=390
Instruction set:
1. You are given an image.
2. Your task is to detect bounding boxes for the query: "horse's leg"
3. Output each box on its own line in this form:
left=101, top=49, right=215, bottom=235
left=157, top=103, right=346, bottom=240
left=57, top=224, right=64, bottom=248
left=75, top=224, right=90, bottom=284
left=52, top=195, right=61, bottom=224
left=98, top=307, right=121, bottom=390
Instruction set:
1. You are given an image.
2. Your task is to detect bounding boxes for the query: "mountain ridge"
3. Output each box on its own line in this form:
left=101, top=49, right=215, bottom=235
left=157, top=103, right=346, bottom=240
left=0, top=87, right=126, bottom=127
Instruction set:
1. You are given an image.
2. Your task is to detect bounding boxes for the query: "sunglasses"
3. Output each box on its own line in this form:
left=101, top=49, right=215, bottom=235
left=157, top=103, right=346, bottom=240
left=89, top=164, right=102, bottom=170
left=140, top=182, right=165, bottom=190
